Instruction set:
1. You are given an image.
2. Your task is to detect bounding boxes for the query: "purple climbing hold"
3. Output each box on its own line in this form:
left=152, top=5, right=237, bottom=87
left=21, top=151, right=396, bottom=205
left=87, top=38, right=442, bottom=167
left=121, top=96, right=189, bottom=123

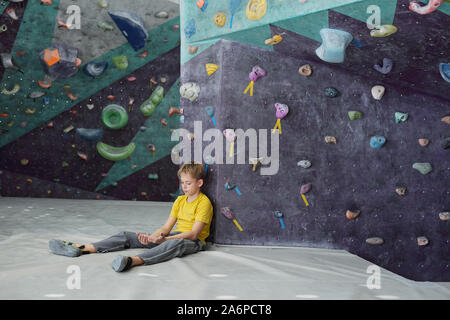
left=249, top=65, right=266, bottom=82
left=374, top=58, right=393, bottom=74
left=300, top=183, right=312, bottom=194
left=275, top=103, right=289, bottom=119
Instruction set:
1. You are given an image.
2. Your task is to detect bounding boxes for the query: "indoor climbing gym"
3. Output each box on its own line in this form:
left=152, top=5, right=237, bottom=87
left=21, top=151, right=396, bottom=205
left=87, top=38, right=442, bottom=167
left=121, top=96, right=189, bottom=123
left=0, top=0, right=449, bottom=304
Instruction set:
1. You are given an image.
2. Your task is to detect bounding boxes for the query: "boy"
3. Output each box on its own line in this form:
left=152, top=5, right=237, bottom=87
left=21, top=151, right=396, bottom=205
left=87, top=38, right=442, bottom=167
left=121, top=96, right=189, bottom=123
left=48, top=162, right=213, bottom=272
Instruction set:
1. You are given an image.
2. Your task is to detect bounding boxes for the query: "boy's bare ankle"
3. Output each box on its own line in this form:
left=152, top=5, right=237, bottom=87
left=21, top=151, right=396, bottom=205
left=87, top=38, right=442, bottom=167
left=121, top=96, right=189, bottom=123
left=76, top=243, right=97, bottom=253
left=131, top=256, right=144, bottom=267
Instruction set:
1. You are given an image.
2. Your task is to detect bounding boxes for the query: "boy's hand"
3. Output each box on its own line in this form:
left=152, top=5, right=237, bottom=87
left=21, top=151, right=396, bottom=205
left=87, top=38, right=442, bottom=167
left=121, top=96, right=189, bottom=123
left=136, top=232, right=151, bottom=245
left=136, top=232, right=166, bottom=245
left=152, top=232, right=166, bottom=244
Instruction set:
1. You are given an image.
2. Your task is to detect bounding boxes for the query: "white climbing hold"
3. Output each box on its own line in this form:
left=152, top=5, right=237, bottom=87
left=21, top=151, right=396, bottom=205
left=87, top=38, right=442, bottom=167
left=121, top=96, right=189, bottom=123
left=371, top=85, right=385, bottom=100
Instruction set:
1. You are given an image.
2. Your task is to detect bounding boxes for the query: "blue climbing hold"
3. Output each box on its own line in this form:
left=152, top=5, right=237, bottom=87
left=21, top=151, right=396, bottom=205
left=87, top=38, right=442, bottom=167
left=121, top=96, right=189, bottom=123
left=316, top=28, right=353, bottom=63
left=439, top=63, right=450, bottom=83
left=108, top=10, right=148, bottom=52
left=83, top=61, right=108, bottom=78
left=184, top=19, right=196, bottom=39
left=374, top=58, right=393, bottom=74
left=370, top=136, right=386, bottom=149
left=76, top=128, right=104, bottom=142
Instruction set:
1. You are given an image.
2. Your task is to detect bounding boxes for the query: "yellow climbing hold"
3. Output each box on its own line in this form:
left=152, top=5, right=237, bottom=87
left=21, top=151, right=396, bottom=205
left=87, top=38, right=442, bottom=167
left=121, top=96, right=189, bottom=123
left=213, top=12, right=226, bottom=27
left=246, top=0, right=267, bottom=21
left=370, top=25, right=398, bottom=37
left=265, top=34, right=283, bottom=45
left=206, top=63, right=219, bottom=76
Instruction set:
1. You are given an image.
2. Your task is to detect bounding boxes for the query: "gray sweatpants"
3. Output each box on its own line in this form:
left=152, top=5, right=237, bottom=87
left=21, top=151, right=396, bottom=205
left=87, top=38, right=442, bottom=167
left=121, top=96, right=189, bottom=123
left=92, top=231, right=205, bottom=265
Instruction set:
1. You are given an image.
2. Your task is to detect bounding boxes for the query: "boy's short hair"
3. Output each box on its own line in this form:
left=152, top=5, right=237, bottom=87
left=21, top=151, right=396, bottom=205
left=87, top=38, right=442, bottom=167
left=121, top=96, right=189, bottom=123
left=178, top=162, right=205, bottom=180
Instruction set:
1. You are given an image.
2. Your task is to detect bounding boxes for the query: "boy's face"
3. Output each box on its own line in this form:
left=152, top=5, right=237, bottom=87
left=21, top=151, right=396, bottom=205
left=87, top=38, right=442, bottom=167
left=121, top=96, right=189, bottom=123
left=180, top=173, right=203, bottom=196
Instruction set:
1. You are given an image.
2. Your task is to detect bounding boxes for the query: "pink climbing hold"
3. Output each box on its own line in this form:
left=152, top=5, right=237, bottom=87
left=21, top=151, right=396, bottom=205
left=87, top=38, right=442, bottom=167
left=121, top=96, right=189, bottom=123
left=275, top=103, right=289, bottom=119
left=409, top=0, right=443, bottom=15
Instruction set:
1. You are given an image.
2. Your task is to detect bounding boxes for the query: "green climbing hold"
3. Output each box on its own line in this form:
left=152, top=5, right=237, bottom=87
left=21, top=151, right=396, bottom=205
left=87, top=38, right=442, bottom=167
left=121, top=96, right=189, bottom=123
left=395, top=112, right=408, bottom=123
left=112, top=55, right=128, bottom=70
left=140, top=85, right=164, bottom=116
left=102, top=104, right=128, bottom=130
left=62, top=161, right=69, bottom=168
left=412, top=162, right=432, bottom=175
left=96, top=142, right=136, bottom=161
left=348, top=111, right=363, bottom=120
left=148, top=174, right=159, bottom=180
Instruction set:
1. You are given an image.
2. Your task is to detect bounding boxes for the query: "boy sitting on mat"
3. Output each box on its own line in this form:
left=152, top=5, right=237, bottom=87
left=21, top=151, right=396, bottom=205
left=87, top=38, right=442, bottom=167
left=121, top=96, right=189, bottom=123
left=49, top=162, right=213, bottom=272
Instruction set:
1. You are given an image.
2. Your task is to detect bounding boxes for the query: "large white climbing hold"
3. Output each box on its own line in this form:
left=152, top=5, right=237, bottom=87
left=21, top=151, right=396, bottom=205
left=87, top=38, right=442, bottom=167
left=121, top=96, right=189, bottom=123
left=371, top=85, right=385, bottom=100
left=180, top=82, right=200, bottom=102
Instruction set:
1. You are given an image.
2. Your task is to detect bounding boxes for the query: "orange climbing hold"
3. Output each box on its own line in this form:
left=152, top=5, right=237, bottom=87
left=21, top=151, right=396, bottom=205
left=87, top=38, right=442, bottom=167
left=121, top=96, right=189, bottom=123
left=41, top=0, right=53, bottom=5
left=37, top=80, right=52, bottom=88
left=169, top=106, right=181, bottom=116
left=43, top=49, right=60, bottom=67
left=0, top=113, right=8, bottom=117
left=67, top=92, right=78, bottom=101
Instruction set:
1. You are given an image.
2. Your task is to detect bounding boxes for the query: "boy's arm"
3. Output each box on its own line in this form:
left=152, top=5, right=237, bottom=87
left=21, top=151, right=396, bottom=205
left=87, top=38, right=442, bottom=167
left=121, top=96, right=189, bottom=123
left=151, top=216, right=177, bottom=237
left=164, top=221, right=205, bottom=241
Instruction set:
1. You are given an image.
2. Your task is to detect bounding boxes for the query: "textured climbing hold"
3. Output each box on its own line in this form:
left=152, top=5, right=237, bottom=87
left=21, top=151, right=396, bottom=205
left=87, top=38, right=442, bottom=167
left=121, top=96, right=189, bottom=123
left=439, top=63, right=450, bottom=83
left=348, top=111, right=363, bottom=120
left=213, top=12, right=226, bottom=27
left=324, top=136, right=337, bottom=144
left=77, top=152, right=88, bottom=161
left=346, top=209, right=360, bottom=220
left=249, top=157, right=264, bottom=171
left=395, top=187, right=407, bottom=196
left=83, top=61, right=108, bottom=78
left=220, top=207, right=243, bottom=231
left=160, top=118, right=167, bottom=127
left=27, top=91, right=45, bottom=99
left=205, top=106, right=216, bottom=126
left=412, top=162, right=432, bottom=175
left=140, top=85, right=164, bottom=116
left=395, top=112, right=409, bottom=123
left=418, top=138, right=430, bottom=147
left=112, top=55, right=128, bottom=70
left=316, top=28, right=353, bottom=63
left=300, top=184, right=312, bottom=194
left=184, top=19, right=196, bottom=39
left=39, top=44, right=79, bottom=79
left=371, top=85, right=385, bottom=100
left=249, top=65, right=266, bottom=82
left=409, top=0, right=443, bottom=15
left=439, top=212, right=450, bottom=221
left=67, top=92, right=78, bottom=101
left=37, top=80, right=52, bottom=89
left=366, top=237, right=384, bottom=245
left=148, top=174, right=159, bottom=180
left=246, top=0, right=267, bottom=20
left=275, top=103, right=289, bottom=119
left=298, top=64, right=312, bottom=77
left=442, top=116, right=450, bottom=124
left=109, top=11, right=148, bottom=51
left=297, top=160, right=311, bottom=168
left=196, top=0, right=208, bottom=11
left=370, top=136, right=386, bottom=149
left=374, top=58, right=393, bottom=74
left=97, top=21, right=114, bottom=31
left=324, top=87, right=339, bottom=98
left=25, top=108, right=36, bottom=114
left=370, top=25, right=397, bottom=37
left=155, top=11, right=169, bottom=18
left=1, top=53, right=22, bottom=73
left=417, top=236, right=429, bottom=246
left=223, top=129, right=236, bottom=142
left=76, top=128, right=104, bottom=142
left=264, top=35, right=283, bottom=45
left=1, top=83, right=20, bottom=95
left=169, top=106, right=181, bottom=117
left=102, top=104, right=128, bottom=130
left=98, top=0, right=108, bottom=8
left=20, top=159, right=29, bottom=166
left=6, top=7, right=19, bottom=20
left=87, top=104, right=95, bottom=110
left=180, top=82, right=200, bottom=102
left=224, top=182, right=235, bottom=191
left=441, top=137, right=450, bottom=150
left=64, top=125, right=75, bottom=133
left=62, top=161, right=69, bottom=168
left=206, top=63, right=219, bottom=76
left=229, top=0, right=242, bottom=28
left=188, top=46, right=199, bottom=55
left=96, top=142, right=136, bottom=161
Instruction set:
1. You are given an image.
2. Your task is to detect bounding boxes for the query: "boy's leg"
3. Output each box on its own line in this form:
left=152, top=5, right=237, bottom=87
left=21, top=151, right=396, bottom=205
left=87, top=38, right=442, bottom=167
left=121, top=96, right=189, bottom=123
left=136, top=238, right=205, bottom=266
left=91, top=231, right=158, bottom=253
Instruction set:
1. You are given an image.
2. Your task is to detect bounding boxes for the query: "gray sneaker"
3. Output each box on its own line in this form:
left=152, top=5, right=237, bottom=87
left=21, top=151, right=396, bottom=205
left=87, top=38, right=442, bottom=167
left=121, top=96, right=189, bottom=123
left=49, top=239, right=82, bottom=257
left=111, top=255, right=132, bottom=272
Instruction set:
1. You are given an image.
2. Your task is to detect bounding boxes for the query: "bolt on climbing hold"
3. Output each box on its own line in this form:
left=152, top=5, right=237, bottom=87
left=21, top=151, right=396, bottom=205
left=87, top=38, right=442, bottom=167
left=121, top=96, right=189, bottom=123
left=346, top=209, right=360, bottom=219
left=324, top=87, right=339, bottom=98
left=180, top=82, right=200, bottom=102
left=366, top=237, right=384, bottom=245
left=206, top=63, right=219, bottom=76
left=244, top=66, right=266, bottom=97
left=264, top=34, right=283, bottom=45
left=439, top=63, right=450, bottom=83
left=412, top=162, right=433, bottom=175
left=418, top=138, right=430, bottom=147
left=223, top=129, right=236, bottom=157
left=272, top=103, right=288, bottom=135
left=439, top=212, right=449, bottom=221
left=348, top=111, right=363, bottom=120
left=324, top=136, right=337, bottom=144
left=298, top=64, right=312, bottom=77
left=374, top=58, right=393, bottom=74
left=300, top=184, right=311, bottom=206
left=442, top=116, right=450, bottom=124
left=371, top=85, right=385, bottom=100
left=417, top=236, right=429, bottom=246
left=249, top=157, right=264, bottom=172
left=395, top=112, right=409, bottom=123
left=441, top=137, right=450, bottom=150
left=297, top=160, right=311, bottom=168
left=213, top=12, right=226, bottom=27
left=370, top=136, right=386, bottom=149
left=409, top=0, right=443, bottom=15
left=274, top=210, right=285, bottom=229
left=205, top=106, right=216, bottom=126
left=395, top=187, right=407, bottom=196
left=370, top=25, right=397, bottom=37
left=246, top=0, right=267, bottom=21
left=315, top=28, right=353, bottom=63
left=221, top=207, right=243, bottom=231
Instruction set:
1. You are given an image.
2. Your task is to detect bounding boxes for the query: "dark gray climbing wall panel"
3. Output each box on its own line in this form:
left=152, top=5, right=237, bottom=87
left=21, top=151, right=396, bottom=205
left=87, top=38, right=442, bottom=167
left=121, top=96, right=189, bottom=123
left=180, top=39, right=449, bottom=282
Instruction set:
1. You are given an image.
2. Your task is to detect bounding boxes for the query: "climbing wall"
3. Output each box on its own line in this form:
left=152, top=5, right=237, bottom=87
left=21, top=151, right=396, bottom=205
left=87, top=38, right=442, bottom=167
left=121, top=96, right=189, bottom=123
left=180, top=0, right=449, bottom=281
left=0, top=0, right=183, bottom=201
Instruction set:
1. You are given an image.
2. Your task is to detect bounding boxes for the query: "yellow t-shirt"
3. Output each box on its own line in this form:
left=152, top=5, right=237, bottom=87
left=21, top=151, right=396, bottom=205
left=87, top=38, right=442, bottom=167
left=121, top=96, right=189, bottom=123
left=169, top=193, right=213, bottom=245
